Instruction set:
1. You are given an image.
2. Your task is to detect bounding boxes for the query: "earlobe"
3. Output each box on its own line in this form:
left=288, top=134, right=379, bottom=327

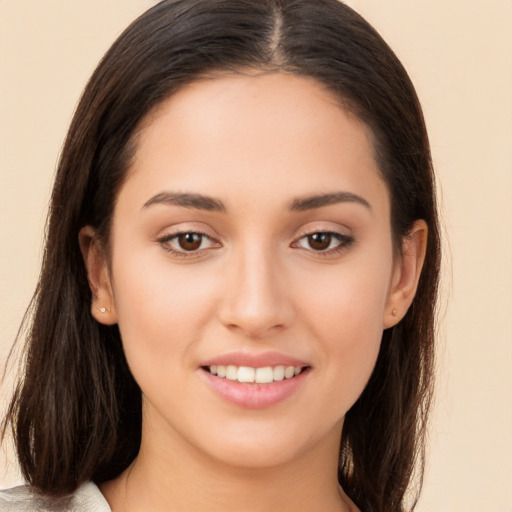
left=383, top=220, right=428, bottom=329
left=78, top=226, right=118, bottom=325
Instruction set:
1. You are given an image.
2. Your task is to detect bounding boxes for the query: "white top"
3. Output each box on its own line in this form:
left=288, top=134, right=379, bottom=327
left=0, top=481, right=111, bottom=511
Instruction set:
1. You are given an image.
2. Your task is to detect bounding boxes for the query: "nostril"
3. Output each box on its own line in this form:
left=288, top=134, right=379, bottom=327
left=223, top=320, right=287, bottom=339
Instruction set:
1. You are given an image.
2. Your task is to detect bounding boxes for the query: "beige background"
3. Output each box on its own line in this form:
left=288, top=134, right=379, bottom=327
left=1, top=1, right=511, bottom=510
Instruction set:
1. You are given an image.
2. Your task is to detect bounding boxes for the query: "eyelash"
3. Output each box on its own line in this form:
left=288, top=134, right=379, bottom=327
left=292, top=231, right=354, bottom=256
left=158, top=231, right=219, bottom=258
left=157, top=230, right=354, bottom=258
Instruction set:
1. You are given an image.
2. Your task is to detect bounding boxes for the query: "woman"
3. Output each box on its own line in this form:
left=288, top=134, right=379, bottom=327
left=1, top=1, right=440, bottom=511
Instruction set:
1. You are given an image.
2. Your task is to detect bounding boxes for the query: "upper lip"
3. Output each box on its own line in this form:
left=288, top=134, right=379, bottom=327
left=201, top=351, right=309, bottom=368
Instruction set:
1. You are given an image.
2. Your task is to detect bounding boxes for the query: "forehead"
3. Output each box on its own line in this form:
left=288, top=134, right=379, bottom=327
left=121, top=72, right=389, bottom=215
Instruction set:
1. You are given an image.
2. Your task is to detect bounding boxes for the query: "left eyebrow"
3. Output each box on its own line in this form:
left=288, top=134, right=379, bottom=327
left=289, top=191, right=371, bottom=211
left=142, top=192, right=226, bottom=212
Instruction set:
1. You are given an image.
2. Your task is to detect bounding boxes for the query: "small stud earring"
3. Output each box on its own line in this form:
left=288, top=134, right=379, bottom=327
left=392, top=308, right=398, bottom=316
left=99, top=307, right=110, bottom=313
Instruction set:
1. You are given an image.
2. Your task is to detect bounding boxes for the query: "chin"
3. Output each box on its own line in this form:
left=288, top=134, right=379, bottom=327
left=184, top=415, right=343, bottom=471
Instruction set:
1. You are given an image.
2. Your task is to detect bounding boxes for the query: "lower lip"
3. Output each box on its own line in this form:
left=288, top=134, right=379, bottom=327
left=200, top=368, right=310, bottom=409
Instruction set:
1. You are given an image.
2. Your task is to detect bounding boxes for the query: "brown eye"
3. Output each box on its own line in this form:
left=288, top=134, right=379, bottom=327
left=294, top=231, right=353, bottom=254
left=159, top=231, right=220, bottom=256
left=177, top=233, right=203, bottom=251
left=307, top=233, right=333, bottom=251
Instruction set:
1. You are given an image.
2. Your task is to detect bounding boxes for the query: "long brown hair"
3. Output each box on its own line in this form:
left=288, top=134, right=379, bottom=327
left=2, top=1, right=440, bottom=510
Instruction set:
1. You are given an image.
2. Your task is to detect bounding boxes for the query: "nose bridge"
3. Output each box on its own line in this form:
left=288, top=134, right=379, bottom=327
left=219, top=239, right=292, bottom=337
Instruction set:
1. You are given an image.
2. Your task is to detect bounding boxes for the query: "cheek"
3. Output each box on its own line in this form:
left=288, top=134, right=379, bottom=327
left=294, top=255, right=392, bottom=405
left=109, top=250, right=220, bottom=371
left=299, top=254, right=392, bottom=338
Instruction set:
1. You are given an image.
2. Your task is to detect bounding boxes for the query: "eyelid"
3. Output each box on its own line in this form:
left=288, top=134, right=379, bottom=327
left=292, top=222, right=353, bottom=242
left=291, top=227, right=355, bottom=255
left=157, top=229, right=222, bottom=257
left=155, top=223, right=354, bottom=258
left=154, top=221, right=220, bottom=245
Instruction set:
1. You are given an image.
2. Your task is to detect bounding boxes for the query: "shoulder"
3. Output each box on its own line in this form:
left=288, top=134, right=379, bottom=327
left=0, top=481, right=111, bottom=511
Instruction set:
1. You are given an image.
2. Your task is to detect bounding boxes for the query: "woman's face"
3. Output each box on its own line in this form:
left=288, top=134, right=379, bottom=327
left=89, top=73, right=415, bottom=470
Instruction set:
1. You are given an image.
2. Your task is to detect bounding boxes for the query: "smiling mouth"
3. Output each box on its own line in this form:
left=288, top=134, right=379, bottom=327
left=202, top=365, right=309, bottom=384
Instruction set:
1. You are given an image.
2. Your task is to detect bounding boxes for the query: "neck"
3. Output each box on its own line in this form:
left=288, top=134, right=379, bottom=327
left=100, top=420, right=356, bottom=512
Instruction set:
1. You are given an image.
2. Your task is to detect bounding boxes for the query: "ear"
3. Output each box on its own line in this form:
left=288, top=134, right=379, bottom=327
left=78, top=226, right=118, bottom=325
left=383, top=220, right=428, bottom=329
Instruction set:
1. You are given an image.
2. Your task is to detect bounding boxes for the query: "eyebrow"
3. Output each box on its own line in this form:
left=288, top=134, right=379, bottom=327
left=142, top=192, right=226, bottom=212
left=289, top=191, right=371, bottom=211
left=142, top=190, right=371, bottom=213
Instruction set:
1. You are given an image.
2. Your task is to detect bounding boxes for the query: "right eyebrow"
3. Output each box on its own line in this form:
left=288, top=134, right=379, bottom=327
left=289, top=191, right=371, bottom=211
left=142, top=192, right=226, bottom=212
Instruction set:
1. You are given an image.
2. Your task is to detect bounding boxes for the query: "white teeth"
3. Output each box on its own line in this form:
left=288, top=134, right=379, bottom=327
left=273, top=365, right=285, bottom=381
left=255, top=367, right=274, bottom=384
left=226, top=365, right=238, bottom=380
left=237, top=366, right=255, bottom=383
left=207, top=364, right=305, bottom=383
left=284, top=366, right=295, bottom=379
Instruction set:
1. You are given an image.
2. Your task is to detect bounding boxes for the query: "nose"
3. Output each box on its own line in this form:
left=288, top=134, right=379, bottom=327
left=217, top=245, right=294, bottom=339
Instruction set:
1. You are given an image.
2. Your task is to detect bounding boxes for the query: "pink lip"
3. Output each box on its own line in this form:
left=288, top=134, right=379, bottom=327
left=199, top=351, right=311, bottom=409
left=200, top=369, right=310, bottom=409
left=201, top=351, right=308, bottom=368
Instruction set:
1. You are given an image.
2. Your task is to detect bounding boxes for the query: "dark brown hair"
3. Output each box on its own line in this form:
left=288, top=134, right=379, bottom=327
left=2, top=1, right=440, bottom=511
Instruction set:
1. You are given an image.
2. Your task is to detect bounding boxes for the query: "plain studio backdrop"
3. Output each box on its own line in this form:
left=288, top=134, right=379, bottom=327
left=1, top=1, right=511, bottom=510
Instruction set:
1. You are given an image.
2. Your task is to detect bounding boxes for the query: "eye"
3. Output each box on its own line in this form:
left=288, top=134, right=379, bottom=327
left=294, top=232, right=353, bottom=253
left=159, top=231, right=220, bottom=254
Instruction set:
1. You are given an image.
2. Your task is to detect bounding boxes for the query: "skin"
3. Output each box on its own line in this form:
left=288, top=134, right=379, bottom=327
left=80, top=72, right=427, bottom=512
